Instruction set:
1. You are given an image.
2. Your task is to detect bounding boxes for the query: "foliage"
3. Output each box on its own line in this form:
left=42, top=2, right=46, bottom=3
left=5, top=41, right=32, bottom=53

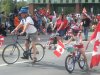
left=65, top=7, right=75, bottom=14
left=1, top=0, right=14, bottom=15
left=17, top=1, right=27, bottom=10
left=0, top=0, right=27, bottom=16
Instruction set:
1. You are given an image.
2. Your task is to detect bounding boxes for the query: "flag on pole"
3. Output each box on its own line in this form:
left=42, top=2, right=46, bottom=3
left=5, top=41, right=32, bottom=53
left=90, top=22, right=100, bottom=68
left=54, top=40, right=65, bottom=57
left=82, top=7, right=92, bottom=21
left=0, top=35, right=4, bottom=47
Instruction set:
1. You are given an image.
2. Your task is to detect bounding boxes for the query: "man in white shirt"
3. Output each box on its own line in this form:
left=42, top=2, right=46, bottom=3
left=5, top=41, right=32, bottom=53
left=11, top=7, right=38, bottom=62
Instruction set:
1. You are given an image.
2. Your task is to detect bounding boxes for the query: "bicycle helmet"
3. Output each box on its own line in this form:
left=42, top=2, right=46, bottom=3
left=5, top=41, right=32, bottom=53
left=96, top=14, right=100, bottom=21
left=19, top=7, right=28, bottom=14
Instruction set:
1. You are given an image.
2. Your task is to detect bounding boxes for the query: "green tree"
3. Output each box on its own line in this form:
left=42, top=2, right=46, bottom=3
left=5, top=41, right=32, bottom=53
left=1, top=0, right=27, bottom=15
left=17, top=1, right=27, bottom=10
left=1, top=0, right=14, bottom=15
left=65, top=7, right=75, bottom=14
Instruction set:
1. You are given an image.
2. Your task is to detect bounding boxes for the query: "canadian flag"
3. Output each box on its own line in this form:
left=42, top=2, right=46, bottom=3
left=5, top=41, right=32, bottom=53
left=90, top=21, right=100, bottom=68
left=0, top=35, right=4, bottom=47
left=54, top=40, right=65, bottom=57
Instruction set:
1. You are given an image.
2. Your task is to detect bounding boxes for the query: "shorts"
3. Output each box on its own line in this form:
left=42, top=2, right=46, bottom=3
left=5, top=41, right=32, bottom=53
left=25, top=33, right=37, bottom=42
left=58, top=30, right=66, bottom=37
left=74, top=44, right=84, bottom=49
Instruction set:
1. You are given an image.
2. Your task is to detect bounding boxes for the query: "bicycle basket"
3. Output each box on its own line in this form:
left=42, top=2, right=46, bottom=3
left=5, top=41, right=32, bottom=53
left=65, top=45, right=75, bottom=52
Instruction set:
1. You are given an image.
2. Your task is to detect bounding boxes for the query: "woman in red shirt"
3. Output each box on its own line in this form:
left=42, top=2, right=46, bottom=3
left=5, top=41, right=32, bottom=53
left=53, top=14, right=68, bottom=41
left=54, top=14, right=68, bottom=37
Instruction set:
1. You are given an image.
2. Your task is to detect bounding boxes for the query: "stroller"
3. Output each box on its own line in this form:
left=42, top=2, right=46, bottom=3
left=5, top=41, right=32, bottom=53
left=46, top=32, right=59, bottom=50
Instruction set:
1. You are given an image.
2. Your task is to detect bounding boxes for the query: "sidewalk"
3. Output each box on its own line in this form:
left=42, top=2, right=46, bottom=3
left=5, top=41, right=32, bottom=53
left=82, top=31, right=93, bottom=39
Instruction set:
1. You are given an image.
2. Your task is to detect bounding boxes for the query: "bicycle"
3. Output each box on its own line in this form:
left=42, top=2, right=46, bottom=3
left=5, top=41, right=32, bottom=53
left=2, top=34, right=45, bottom=64
left=65, top=44, right=87, bottom=73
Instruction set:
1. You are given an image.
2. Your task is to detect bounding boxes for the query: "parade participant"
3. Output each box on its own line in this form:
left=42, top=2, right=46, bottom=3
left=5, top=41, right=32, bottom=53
left=81, top=13, right=91, bottom=41
left=11, top=7, right=38, bottom=62
left=65, top=27, right=89, bottom=70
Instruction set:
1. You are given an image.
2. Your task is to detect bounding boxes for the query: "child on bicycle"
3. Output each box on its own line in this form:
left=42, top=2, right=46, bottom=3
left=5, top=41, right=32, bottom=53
left=65, top=26, right=89, bottom=70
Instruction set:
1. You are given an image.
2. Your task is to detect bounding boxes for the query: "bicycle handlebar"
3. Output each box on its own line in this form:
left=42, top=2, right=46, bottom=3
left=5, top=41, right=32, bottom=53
left=11, top=32, right=21, bottom=42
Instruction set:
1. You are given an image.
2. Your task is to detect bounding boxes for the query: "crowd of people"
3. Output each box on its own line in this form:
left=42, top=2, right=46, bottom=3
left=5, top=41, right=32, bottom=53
left=0, top=6, right=100, bottom=68
left=0, top=7, right=99, bottom=39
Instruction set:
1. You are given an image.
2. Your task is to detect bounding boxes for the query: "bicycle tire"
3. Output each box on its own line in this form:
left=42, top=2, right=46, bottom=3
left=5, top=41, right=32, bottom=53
left=78, top=55, right=86, bottom=70
left=2, top=44, right=20, bottom=64
left=65, top=55, right=75, bottom=73
left=30, top=43, right=45, bottom=62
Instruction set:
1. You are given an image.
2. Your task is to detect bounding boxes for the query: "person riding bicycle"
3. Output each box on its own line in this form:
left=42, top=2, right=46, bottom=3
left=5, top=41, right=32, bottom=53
left=11, top=7, right=38, bottom=62
left=65, top=26, right=89, bottom=70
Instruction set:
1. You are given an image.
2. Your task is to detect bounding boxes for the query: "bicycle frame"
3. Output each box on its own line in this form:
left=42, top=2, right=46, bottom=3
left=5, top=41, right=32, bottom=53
left=72, top=50, right=81, bottom=64
left=12, top=34, right=26, bottom=52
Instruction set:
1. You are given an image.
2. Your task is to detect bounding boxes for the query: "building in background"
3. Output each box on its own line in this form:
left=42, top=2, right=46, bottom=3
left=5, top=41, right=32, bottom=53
left=26, top=0, right=100, bottom=16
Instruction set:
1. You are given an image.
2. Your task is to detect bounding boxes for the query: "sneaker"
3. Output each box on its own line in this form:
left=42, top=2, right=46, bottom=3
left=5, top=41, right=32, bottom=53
left=21, top=56, right=29, bottom=59
left=32, top=57, right=37, bottom=63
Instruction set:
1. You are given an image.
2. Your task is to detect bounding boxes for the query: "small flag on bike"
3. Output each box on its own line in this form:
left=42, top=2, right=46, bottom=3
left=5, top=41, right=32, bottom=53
left=0, top=35, right=4, bottom=47
left=54, top=40, right=65, bottom=57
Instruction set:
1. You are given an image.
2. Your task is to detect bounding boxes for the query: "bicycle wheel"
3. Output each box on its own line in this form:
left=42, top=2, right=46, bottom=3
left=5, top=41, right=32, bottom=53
left=65, top=55, right=75, bottom=73
left=30, top=43, right=45, bottom=62
left=2, top=44, right=20, bottom=64
left=78, top=55, right=85, bottom=70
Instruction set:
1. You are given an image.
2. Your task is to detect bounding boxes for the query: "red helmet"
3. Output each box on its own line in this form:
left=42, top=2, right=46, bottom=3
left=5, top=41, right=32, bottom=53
left=96, top=14, right=100, bottom=20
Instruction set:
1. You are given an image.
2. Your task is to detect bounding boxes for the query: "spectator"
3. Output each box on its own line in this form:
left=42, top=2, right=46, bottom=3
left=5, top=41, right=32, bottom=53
left=0, top=24, right=7, bottom=36
left=0, top=11, right=7, bottom=25
left=14, top=14, right=23, bottom=31
left=81, top=13, right=91, bottom=41
left=53, top=13, right=68, bottom=41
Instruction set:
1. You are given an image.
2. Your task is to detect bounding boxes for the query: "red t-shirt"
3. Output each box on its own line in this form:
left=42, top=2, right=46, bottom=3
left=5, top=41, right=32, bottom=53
left=56, top=19, right=68, bottom=30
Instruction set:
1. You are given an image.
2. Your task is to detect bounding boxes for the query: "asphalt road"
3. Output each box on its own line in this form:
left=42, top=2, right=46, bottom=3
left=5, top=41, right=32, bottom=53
left=0, top=32, right=100, bottom=75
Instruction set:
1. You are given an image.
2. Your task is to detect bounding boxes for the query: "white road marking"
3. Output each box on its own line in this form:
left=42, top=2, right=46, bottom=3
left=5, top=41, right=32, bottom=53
left=0, top=60, right=29, bottom=67
left=0, top=64, right=7, bottom=67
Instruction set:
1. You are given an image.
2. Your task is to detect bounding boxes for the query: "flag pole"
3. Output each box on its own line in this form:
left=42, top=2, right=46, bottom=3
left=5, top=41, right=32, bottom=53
left=85, top=39, right=91, bottom=51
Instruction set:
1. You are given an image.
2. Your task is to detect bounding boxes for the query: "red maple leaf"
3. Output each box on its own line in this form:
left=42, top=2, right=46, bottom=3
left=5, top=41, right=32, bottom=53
left=94, top=40, right=100, bottom=51
left=59, top=48, right=63, bottom=52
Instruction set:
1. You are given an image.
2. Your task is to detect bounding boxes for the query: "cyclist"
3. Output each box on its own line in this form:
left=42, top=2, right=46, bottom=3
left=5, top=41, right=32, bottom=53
left=65, top=26, right=89, bottom=70
left=11, top=7, right=38, bottom=62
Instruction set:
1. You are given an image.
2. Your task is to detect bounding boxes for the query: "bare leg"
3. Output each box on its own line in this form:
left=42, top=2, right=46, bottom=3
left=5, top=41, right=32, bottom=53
left=80, top=48, right=89, bottom=70
left=25, top=40, right=30, bottom=51
left=31, top=41, right=37, bottom=62
left=21, top=40, right=30, bottom=59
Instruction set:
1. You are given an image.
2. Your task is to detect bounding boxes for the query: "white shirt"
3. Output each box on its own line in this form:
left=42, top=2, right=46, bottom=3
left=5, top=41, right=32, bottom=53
left=20, top=16, right=37, bottom=34
left=73, top=33, right=82, bottom=45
